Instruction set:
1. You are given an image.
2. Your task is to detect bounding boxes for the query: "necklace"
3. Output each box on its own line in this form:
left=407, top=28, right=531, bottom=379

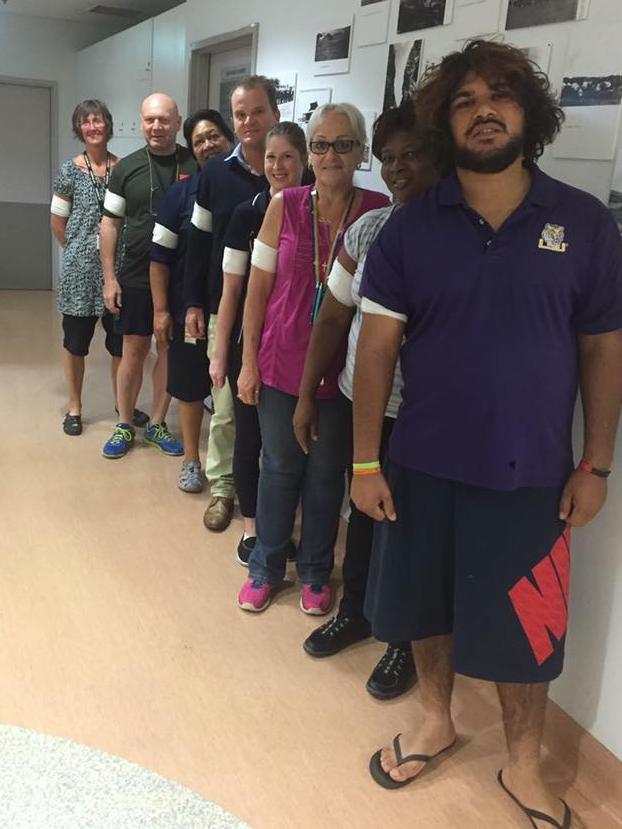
left=309, top=187, right=356, bottom=322
left=145, top=146, right=180, bottom=218
left=82, top=151, right=111, bottom=217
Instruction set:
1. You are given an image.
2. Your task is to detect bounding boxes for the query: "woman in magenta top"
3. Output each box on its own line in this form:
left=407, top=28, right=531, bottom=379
left=237, top=103, right=389, bottom=614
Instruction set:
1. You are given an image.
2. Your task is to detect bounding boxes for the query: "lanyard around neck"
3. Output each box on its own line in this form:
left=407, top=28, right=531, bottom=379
left=145, top=147, right=180, bottom=218
left=309, top=187, right=356, bottom=322
left=83, top=151, right=111, bottom=217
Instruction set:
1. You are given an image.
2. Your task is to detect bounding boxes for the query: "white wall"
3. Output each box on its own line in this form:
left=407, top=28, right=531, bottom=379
left=77, top=0, right=622, bottom=758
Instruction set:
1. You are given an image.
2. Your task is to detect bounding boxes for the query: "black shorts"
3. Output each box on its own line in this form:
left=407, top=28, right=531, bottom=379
left=115, top=286, right=154, bottom=337
left=364, top=461, right=569, bottom=683
left=167, top=322, right=210, bottom=402
left=62, top=313, right=122, bottom=358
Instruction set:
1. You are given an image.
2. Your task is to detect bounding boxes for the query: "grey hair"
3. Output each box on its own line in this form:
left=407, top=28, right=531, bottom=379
left=306, top=103, right=367, bottom=147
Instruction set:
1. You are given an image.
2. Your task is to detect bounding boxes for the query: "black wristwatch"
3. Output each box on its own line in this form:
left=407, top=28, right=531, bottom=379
left=578, top=460, right=611, bottom=478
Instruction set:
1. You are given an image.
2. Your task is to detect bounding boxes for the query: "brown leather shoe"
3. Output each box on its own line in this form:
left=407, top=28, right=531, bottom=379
left=203, top=496, right=235, bottom=532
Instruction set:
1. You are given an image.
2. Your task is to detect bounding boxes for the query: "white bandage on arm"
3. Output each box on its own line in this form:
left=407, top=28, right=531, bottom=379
left=360, top=297, right=407, bottom=322
left=222, top=247, right=249, bottom=276
left=251, top=239, right=278, bottom=273
left=327, top=260, right=355, bottom=307
left=191, top=202, right=212, bottom=232
left=103, top=190, right=126, bottom=217
left=152, top=223, right=179, bottom=249
left=50, top=195, right=71, bottom=217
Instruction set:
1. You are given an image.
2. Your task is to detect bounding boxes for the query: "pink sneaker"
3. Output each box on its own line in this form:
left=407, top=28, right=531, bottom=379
left=300, top=583, right=333, bottom=615
left=238, top=578, right=273, bottom=612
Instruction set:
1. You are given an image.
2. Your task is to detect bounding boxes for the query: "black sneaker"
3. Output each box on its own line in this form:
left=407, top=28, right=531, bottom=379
left=366, top=644, right=417, bottom=700
left=303, top=614, right=371, bottom=658
left=237, top=536, right=256, bottom=567
left=115, top=407, right=149, bottom=428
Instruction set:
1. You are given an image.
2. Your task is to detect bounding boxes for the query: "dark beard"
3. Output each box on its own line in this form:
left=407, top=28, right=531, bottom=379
left=454, top=134, right=524, bottom=174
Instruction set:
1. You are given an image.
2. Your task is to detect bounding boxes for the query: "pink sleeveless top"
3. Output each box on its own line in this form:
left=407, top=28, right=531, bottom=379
left=257, top=184, right=390, bottom=399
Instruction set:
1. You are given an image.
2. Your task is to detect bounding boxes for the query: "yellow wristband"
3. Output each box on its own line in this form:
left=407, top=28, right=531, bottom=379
left=352, top=461, right=381, bottom=471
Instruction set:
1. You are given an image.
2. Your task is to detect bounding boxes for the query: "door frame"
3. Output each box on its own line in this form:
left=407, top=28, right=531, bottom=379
left=0, top=75, right=57, bottom=290
left=187, top=24, right=259, bottom=115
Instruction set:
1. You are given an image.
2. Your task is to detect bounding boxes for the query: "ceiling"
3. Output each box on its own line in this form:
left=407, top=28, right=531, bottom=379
left=0, top=0, right=185, bottom=32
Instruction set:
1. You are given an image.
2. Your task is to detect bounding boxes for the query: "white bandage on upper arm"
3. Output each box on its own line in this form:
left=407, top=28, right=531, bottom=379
left=191, top=202, right=212, bottom=232
left=103, top=190, right=126, bottom=217
left=223, top=247, right=249, bottom=276
left=327, top=260, right=355, bottom=307
left=251, top=239, right=278, bottom=273
left=360, top=297, right=407, bottom=322
left=50, top=195, right=71, bottom=217
left=152, top=222, right=179, bottom=249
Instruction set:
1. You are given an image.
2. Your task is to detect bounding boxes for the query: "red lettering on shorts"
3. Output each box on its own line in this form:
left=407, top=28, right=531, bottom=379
left=508, top=531, right=571, bottom=666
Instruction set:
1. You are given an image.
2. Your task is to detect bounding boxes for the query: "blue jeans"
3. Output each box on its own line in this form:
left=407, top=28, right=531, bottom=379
left=249, top=386, right=349, bottom=585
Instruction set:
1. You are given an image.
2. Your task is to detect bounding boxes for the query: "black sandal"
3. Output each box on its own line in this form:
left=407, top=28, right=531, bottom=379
left=62, top=413, right=82, bottom=436
left=369, top=732, right=456, bottom=789
left=497, top=769, right=572, bottom=828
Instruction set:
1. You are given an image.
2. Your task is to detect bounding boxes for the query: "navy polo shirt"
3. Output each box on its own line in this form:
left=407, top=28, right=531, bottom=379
left=183, top=146, right=268, bottom=315
left=150, top=171, right=200, bottom=325
left=360, top=167, right=622, bottom=491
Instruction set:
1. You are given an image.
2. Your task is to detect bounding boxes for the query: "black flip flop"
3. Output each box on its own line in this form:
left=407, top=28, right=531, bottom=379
left=369, top=732, right=456, bottom=789
left=497, top=769, right=572, bottom=828
left=62, top=413, right=82, bottom=436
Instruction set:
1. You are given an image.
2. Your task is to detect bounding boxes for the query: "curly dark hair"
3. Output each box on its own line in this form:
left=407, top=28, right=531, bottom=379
left=371, top=98, right=440, bottom=168
left=415, top=39, right=564, bottom=169
left=183, top=108, right=234, bottom=153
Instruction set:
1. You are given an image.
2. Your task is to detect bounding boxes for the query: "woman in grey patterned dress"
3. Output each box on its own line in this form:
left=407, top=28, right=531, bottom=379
left=51, top=100, right=146, bottom=436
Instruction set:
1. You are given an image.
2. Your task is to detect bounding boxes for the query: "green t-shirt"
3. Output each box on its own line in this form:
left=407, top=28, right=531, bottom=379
left=103, top=144, right=196, bottom=289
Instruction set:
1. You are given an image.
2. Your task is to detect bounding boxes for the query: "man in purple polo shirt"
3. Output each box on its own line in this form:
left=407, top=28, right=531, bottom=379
left=352, top=40, right=622, bottom=827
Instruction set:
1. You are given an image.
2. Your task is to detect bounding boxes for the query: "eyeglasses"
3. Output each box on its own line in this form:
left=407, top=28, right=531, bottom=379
left=309, top=139, right=359, bottom=155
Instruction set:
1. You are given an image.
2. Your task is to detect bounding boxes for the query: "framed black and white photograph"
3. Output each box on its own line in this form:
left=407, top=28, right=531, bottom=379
left=357, top=1, right=391, bottom=48
left=314, top=23, right=353, bottom=75
left=295, top=88, right=333, bottom=125
left=383, top=39, right=423, bottom=111
left=274, top=72, right=297, bottom=121
left=560, top=75, right=622, bottom=108
left=359, top=109, right=377, bottom=171
left=397, top=0, right=454, bottom=34
left=361, top=0, right=385, bottom=5
left=506, top=0, right=590, bottom=31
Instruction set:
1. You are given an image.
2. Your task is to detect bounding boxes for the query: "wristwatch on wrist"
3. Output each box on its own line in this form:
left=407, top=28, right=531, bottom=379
left=578, top=460, right=611, bottom=478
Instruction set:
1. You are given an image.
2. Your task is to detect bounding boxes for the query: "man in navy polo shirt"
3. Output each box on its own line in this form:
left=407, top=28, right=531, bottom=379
left=184, top=77, right=279, bottom=532
left=353, top=40, right=622, bottom=827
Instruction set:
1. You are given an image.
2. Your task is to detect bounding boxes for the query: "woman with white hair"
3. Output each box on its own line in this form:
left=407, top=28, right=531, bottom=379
left=236, top=103, right=389, bottom=614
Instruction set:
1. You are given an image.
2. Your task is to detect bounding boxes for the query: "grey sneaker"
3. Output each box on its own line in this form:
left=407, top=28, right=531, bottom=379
left=178, top=460, right=204, bottom=493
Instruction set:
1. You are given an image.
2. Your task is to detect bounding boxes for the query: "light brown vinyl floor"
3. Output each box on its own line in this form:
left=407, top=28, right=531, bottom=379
left=0, top=291, right=620, bottom=829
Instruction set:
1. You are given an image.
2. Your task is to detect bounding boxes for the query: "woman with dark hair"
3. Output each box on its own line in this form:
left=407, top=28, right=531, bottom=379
left=149, top=109, right=231, bottom=492
left=209, top=122, right=308, bottom=562
left=293, top=101, right=439, bottom=698
left=51, top=100, right=143, bottom=435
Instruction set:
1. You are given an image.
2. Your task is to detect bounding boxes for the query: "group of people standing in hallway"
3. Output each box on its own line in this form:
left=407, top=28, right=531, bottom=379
left=51, top=39, right=622, bottom=829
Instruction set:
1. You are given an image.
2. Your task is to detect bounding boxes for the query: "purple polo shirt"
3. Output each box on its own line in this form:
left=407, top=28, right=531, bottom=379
left=360, top=167, right=622, bottom=491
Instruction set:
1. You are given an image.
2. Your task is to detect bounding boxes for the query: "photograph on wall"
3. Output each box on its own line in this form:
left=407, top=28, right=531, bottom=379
left=560, top=75, right=622, bottom=107
left=274, top=72, right=297, bottom=121
left=383, top=39, right=423, bottom=110
left=521, top=43, right=552, bottom=74
left=506, top=0, right=590, bottom=31
left=359, top=109, right=377, bottom=171
left=608, top=148, right=622, bottom=234
left=397, top=0, right=454, bottom=34
left=357, top=1, right=391, bottom=47
left=361, top=0, right=385, bottom=4
left=314, top=23, right=353, bottom=75
left=295, top=88, right=333, bottom=125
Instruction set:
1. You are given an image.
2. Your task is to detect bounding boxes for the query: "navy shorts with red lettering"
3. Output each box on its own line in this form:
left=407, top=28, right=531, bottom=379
left=364, top=461, right=570, bottom=683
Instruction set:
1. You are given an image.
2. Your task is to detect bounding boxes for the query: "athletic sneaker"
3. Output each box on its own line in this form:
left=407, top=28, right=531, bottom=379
left=237, top=536, right=256, bottom=566
left=178, top=460, right=203, bottom=493
left=303, top=614, right=371, bottom=657
left=366, top=644, right=417, bottom=700
left=238, top=578, right=273, bottom=612
left=115, top=407, right=149, bottom=428
left=300, top=583, right=333, bottom=616
left=102, top=423, right=135, bottom=459
left=144, top=422, right=183, bottom=456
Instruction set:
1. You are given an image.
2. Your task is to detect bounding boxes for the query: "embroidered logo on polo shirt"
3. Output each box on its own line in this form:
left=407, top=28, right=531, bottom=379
left=538, top=223, right=568, bottom=253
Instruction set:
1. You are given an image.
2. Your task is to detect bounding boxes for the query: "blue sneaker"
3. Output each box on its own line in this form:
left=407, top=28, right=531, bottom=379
left=144, top=421, right=183, bottom=456
left=102, top=423, right=135, bottom=459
